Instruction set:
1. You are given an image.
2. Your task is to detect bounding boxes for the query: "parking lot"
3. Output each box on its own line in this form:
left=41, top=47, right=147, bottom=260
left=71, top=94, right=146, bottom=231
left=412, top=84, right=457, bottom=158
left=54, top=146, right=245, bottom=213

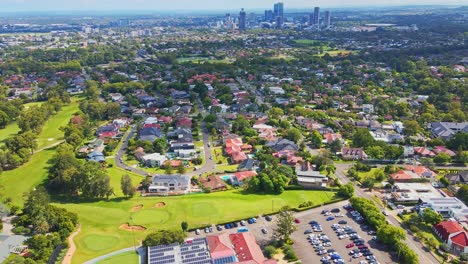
left=188, top=214, right=276, bottom=246
left=292, top=202, right=394, bottom=264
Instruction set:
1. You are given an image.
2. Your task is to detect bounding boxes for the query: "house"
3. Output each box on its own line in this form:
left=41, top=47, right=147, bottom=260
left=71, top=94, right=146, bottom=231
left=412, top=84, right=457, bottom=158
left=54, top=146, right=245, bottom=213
left=148, top=174, right=191, bottom=194
left=430, top=122, right=468, bottom=140
left=87, top=151, right=105, bottom=163
left=141, top=153, right=167, bottom=167
left=176, top=117, right=192, bottom=129
left=434, top=221, right=468, bottom=255
left=362, top=104, right=374, bottom=114
left=199, top=175, right=227, bottom=192
left=323, top=132, right=343, bottom=145
left=394, top=121, right=405, bottom=134
left=206, top=233, right=238, bottom=264
left=413, top=147, right=436, bottom=157
left=341, top=148, right=368, bottom=160
left=147, top=238, right=212, bottom=263
left=433, top=146, right=456, bottom=157
left=232, top=151, right=248, bottom=164
left=296, top=162, right=328, bottom=188
left=95, top=124, right=119, bottom=137
left=391, top=166, right=436, bottom=182
left=269, top=86, right=285, bottom=95
left=237, top=159, right=258, bottom=171
left=175, top=149, right=197, bottom=159
left=229, top=232, right=277, bottom=264
left=265, top=138, right=298, bottom=152
left=445, top=171, right=468, bottom=185
left=234, top=171, right=258, bottom=184
left=139, top=127, right=162, bottom=142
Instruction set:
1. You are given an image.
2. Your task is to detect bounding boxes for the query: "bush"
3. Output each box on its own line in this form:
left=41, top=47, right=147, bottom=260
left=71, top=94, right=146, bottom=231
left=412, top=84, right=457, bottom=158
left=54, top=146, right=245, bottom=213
left=12, top=226, right=31, bottom=235
left=298, top=201, right=314, bottom=208
left=264, top=245, right=276, bottom=258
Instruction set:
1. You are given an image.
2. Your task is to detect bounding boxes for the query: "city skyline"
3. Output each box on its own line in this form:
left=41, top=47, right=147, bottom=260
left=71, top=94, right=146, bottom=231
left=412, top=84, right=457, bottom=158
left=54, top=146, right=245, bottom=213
left=1, top=0, right=466, bottom=12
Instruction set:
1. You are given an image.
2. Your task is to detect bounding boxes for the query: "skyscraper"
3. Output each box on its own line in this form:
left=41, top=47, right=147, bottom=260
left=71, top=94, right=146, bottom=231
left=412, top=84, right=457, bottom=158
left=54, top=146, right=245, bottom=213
left=264, top=10, right=273, bottom=21
left=275, top=15, right=283, bottom=29
left=274, top=2, right=284, bottom=19
left=314, top=7, right=320, bottom=25
left=324, top=11, right=331, bottom=28
left=239, top=8, right=246, bottom=31
left=308, top=13, right=314, bottom=26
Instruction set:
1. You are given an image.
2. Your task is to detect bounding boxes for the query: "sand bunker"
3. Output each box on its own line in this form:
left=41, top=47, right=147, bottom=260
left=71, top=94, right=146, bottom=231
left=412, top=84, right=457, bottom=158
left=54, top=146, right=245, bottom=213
left=130, top=204, right=143, bottom=212
left=152, top=202, right=166, bottom=209
left=119, top=223, right=146, bottom=231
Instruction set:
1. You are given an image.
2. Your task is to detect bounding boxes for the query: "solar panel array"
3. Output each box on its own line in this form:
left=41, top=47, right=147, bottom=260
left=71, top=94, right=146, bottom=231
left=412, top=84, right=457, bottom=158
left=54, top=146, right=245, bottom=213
left=147, top=238, right=213, bottom=264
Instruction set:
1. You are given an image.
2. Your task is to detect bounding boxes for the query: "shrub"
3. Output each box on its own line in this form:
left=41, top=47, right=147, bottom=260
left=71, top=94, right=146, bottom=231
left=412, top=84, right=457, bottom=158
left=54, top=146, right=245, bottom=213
left=12, top=226, right=31, bottom=235
left=264, top=245, right=276, bottom=258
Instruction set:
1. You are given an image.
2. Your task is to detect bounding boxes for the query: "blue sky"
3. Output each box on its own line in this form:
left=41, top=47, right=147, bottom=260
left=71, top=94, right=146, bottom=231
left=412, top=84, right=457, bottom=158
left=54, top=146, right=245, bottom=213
left=1, top=0, right=466, bottom=12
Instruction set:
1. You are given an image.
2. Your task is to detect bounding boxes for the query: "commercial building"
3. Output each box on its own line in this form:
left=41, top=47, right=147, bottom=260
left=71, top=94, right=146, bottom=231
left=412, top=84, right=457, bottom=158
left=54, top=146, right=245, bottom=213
left=147, top=238, right=212, bottom=264
left=314, top=7, right=320, bottom=25
left=391, top=183, right=443, bottom=203
left=324, top=11, right=331, bottom=28
left=239, top=8, right=246, bottom=31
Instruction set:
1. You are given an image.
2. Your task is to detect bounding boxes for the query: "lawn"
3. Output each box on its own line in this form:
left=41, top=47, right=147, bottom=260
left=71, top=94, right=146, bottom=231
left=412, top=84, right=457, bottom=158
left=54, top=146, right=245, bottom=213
left=96, top=251, right=139, bottom=264
left=0, top=149, right=54, bottom=207
left=0, top=122, right=20, bottom=144
left=36, top=100, right=81, bottom=149
left=176, top=57, right=233, bottom=64
left=320, top=50, right=353, bottom=57
left=55, top=189, right=338, bottom=263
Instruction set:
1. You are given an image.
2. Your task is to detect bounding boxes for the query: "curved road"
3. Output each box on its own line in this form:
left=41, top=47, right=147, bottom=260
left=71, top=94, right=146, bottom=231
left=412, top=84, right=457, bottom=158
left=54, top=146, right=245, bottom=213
left=335, top=164, right=439, bottom=264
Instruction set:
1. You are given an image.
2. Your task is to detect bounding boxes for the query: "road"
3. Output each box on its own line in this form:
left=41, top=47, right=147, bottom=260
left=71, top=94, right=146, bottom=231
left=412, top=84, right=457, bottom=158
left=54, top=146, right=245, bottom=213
left=334, top=164, right=439, bottom=264
left=114, top=125, right=151, bottom=176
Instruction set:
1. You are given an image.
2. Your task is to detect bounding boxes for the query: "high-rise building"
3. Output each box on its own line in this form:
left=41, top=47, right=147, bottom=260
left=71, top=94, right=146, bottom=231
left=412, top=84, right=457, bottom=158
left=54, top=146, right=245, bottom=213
left=308, top=13, right=314, bottom=26
left=264, top=10, right=274, bottom=21
left=314, top=7, right=320, bottom=25
left=225, top=13, right=233, bottom=31
left=239, top=8, right=246, bottom=31
left=275, top=16, right=283, bottom=29
left=324, top=11, right=331, bottom=28
left=274, top=2, right=284, bottom=19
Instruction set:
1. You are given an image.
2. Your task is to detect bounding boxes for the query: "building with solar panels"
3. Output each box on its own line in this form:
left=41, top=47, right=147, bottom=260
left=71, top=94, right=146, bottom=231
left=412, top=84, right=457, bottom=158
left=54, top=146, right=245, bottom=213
left=147, top=238, right=213, bottom=264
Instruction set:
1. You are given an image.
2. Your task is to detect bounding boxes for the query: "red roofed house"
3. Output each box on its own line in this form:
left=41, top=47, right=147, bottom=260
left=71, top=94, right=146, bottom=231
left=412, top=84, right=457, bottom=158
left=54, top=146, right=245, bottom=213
left=405, top=165, right=436, bottom=181
left=323, top=132, right=343, bottom=145
left=176, top=117, right=192, bottom=129
left=229, top=232, right=277, bottom=264
left=414, top=147, right=436, bottom=157
left=225, top=137, right=250, bottom=164
left=341, top=148, right=368, bottom=160
left=234, top=171, right=258, bottom=182
left=390, top=171, right=414, bottom=182
left=433, top=146, right=456, bottom=157
left=434, top=221, right=468, bottom=254
left=206, top=233, right=238, bottom=263
left=232, top=151, right=248, bottom=164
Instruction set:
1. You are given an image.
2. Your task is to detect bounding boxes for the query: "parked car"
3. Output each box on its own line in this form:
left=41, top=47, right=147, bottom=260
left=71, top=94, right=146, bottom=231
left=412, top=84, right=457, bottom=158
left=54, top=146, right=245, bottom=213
left=294, top=218, right=301, bottom=223
left=331, top=208, right=341, bottom=213
left=358, top=245, right=368, bottom=249
left=326, top=216, right=335, bottom=221
left=353, top=253, right=363, bottom=258
left=304, top=229, right=313, bottom=234
left=240, top=220, right=247, bottom=226
left=346, top=243, right=355, bottom=248
left=338, top=220, right=347, bottom=225
left=321, top=210, right=330, bottom=214
left=216, top=225, right=222, bottom=231
left=265, top=215, right=272, bottom=221
left=382, top=210, right=389, bottom=216
left=195, top=229, right=200, bottom=235
left=261, top=228, right=268, bottom=234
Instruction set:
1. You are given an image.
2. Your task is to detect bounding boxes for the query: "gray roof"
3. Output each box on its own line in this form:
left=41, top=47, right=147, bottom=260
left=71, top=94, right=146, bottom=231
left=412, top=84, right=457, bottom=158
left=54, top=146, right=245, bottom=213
left=147, top=238, right=212, bottom=264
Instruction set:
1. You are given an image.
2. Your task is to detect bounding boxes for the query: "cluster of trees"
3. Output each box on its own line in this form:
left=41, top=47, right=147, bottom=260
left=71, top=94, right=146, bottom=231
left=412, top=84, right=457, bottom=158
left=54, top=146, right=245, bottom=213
left=78, top=81, right=121, bottom=122
left=143, top=230, right=186, bottom=247
left=274, top=206, right=298, bottom=243
left=0, top=97, right=69, bottom=171
left=48, top=144, right=114, bottom=198
left=350, top=197, right=418, bottom=264
left=245, top=165, right=294, bottom=194
left=352, top=129, right=404, bottom=160
left=12, top=188, right=78, bottom=263
left=456, top=185, right=468, bottom=205
left=337, top=183, right=354, bottom=198
left=63, top=114, right=93, bottom=149
left=0, top=99, right=22, bottom=128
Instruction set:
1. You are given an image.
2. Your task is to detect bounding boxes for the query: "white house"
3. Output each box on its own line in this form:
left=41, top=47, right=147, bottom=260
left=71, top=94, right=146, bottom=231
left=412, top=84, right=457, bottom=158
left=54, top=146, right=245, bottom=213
left=148, top=174, right=191, bottom=194
left=141, top=153, right=167, bottom=167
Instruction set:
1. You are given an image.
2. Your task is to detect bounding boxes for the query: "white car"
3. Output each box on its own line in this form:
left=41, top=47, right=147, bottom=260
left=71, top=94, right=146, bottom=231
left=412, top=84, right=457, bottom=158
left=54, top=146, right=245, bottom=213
left=338, top=235, right=348, bottom=239
left=353, top=253, right=363, bottom=258
left=335, top=213, right=344, bottom=217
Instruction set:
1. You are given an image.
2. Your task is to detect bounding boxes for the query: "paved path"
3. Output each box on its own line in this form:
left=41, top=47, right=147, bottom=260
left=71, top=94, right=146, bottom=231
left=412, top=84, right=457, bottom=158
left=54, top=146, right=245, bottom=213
left=334, top=164, right=439, bottom=264
left=62, top=224, right=81, bottom=264
left=83, top=246, right=143, bottom=264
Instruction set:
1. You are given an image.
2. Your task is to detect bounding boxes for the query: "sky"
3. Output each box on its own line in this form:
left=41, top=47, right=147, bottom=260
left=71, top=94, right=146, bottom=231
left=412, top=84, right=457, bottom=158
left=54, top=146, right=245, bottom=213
left=1, top=0, right=466, bottom=12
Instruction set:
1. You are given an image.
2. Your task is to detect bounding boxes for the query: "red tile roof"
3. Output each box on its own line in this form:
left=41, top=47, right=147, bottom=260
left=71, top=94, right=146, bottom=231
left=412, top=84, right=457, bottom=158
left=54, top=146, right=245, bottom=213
left=435, top=221, right=464, bottom=241
left=234, top=171, right=257, bottom=182
left=390, top=171, right=413, bottom=181
left=229, top=232, right=274, bottom=264
left=451, top=232, right=468, bottom=247
left=206, top=234, right=236, bottom=260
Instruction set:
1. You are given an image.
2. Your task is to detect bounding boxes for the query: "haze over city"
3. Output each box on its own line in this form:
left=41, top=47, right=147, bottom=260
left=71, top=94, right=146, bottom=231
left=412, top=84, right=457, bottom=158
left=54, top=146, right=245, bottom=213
left=1, top=0, right=466, bottom=12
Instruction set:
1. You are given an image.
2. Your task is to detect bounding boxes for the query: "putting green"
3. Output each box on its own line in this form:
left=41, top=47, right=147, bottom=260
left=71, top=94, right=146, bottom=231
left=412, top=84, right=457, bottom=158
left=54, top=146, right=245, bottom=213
left=82, top=234, right=120, bottom=252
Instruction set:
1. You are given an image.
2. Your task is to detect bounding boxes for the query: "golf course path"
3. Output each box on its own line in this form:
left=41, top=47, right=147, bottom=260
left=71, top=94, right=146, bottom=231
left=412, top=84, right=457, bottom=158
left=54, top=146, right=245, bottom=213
left=62, top=224, right=81, bottom=264
left=83, top=246, right=142, bottom=264
left=35, top=140, right=65, bottom=153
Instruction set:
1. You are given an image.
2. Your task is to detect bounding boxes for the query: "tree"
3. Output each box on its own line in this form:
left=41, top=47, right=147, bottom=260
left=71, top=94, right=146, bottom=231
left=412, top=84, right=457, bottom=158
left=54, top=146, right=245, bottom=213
left=325, top=164, right=336, bottom=176
left=403, top=120, right=421, bottom=136
left=0, top=110, right=10, bottom=128
left=121, top=174, right=136, bottom=197
left=285, top=128, right=301, bottom=143
left=330, top=139, right=342, bottom=153
left=143, top=230, right=186, bottom=246
left=362, top=178, right=375, bottom=190
left=352, top=129, right=375, bottom=148
left=377, top=225, right=406, bottom=245
left=439, top=176, right=450, bottom=187
left=337, top=183, right=354, bottom=198
left=422, top=208, right=442, bottom=225
left=181, top=221, right=188, bottom=232
left=177, top=164, right=187, bottom=174
left=309, top=130, right=323, bottom=149
left=274, top=206, right=297, bottom=243
left=434, top=153, right=451, bottom=164
left=153, top=138, right=167, bottom=154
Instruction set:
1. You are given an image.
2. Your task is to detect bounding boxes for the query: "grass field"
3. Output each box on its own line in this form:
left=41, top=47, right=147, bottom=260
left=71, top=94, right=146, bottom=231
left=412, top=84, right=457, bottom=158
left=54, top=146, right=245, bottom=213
left=96, top=251, right=139, bottom=264
left=176, top=57, right=233, bottom=64
left=0, top=149, right=54, bottom=207
left=320, top=50, right=353, bottom=57
left=55, top=189, right=337, bottom=263
left=0, top=122, right=20, bottom=144
left=36, top=100, right=81, bottom=149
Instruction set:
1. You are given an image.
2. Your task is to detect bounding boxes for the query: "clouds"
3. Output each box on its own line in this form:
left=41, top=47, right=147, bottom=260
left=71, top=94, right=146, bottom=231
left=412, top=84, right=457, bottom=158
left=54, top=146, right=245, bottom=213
left=0, top=0, right=465, bottom=12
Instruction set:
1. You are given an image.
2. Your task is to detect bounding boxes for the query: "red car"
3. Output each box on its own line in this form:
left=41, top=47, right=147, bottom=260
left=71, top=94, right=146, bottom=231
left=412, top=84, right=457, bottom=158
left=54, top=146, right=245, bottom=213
left=294, top=218, right=300, bottom=223
left=358, top=245, right=368, bottom=249
left=346, top=243, right=355, bottom=248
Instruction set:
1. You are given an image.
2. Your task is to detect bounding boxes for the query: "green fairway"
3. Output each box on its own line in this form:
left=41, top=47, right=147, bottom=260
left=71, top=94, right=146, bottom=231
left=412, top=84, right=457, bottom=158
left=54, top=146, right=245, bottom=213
left=96, top=251, right=139, bottom=264
left=0, top=122, right=20, bottom=144
left=54, top=189, right=338, bottom=263
left=36, top=100, right=81, bottom=149
left=176, top=57, right=233, bottom=64
left=0, top=149, right=53, bottom=207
